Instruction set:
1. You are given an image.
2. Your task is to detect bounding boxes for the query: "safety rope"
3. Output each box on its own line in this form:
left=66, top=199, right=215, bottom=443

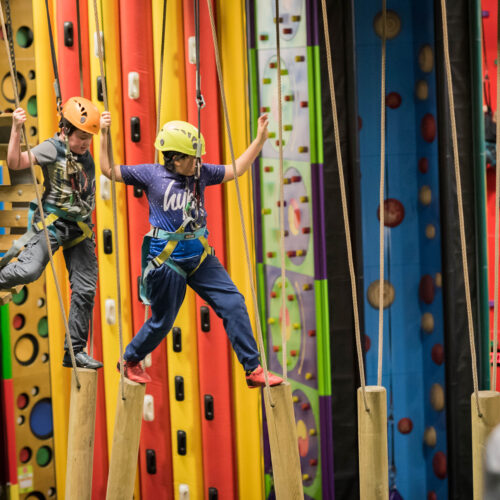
left=43, top=0, right=62, bottom=110
left=492, top=2, right=500, bottom=391
left=92, top=0, right=126, bottom=399
left=206, top=0, right=275, bottom=405
left=319, top=0, right=368, bottom=410
left=76, top=0, right=84, bottom=97
left=377, top=0, right=387, bottom=387
left=440, top=0, right=481, bottom=416
left=154, top=0, right=167, bottom=166
left=0, top=1, right=81, bottom=387
left=146, top=0, right=168, bottom=321
left=274, top=0, right=287, bottom=382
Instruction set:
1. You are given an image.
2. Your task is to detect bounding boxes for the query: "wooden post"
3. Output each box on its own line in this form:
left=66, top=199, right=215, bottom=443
left=65, top=368, right=98, bottom=500
left=106, top=378, right=145, bottom=500
left=357, top=386, right=389, bottom=499
left=263, top=382, right=304, bottom=499
left=471, top=390, right=500, bottom=500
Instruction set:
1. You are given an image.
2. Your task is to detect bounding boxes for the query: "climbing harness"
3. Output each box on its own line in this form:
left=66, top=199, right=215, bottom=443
left=139, top=219, right=214, bottom=304
left=0, top=0, right=82, bottom=385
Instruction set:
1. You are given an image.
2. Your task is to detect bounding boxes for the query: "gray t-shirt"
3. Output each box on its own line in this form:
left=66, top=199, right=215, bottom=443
left=31, top=135, right=95, bottom=220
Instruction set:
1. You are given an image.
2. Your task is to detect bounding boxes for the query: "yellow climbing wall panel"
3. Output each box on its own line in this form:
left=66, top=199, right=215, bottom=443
left=32, top=2, right=72, bottom=497
left=216, top=0, right=265, bottom=498
left=152, top=1, right=204, bottom=497
left=87, top=0, right=133, bottom=453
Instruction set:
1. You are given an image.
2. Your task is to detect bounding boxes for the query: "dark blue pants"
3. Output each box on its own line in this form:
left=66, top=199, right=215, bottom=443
left=124, top=254, right=261, bottom=372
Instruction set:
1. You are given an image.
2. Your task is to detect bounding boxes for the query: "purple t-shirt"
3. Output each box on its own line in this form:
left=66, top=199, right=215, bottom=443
left=120, top=162, right=225, bottom=259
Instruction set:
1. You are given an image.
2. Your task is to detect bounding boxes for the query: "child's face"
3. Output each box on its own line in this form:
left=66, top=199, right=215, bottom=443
left=174, top=155, right=197, bottom=176
left=68, top=129, right=93, bottom=156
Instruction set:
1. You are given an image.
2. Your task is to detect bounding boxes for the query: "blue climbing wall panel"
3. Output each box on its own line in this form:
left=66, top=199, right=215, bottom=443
left=354, top=1, right=448, bottom=498
left=248, top=1, right=333, bottom=498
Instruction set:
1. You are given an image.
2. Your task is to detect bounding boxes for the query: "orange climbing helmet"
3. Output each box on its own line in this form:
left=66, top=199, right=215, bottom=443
left=61, top=97, right=100, bottom=135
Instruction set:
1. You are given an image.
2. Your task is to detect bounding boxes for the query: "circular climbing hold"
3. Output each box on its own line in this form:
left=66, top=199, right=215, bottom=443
left=367, top=280, right=395, bottom=309
left=421, top=312, right=434, bottom=333
left=20, top=447, right=32, bottom=463
left=377, top=198, right=405, bottom=227
left=419, top=45, right=434, bottom=72
left=421, top=113, right=436, bottom=142
left=17, top=393, right=29, bottom=410
left=431, top=344, right=444, bottom=365
left=432, top=451, right=447, bottom=479
left=12, top=314, right=25, bottom=330
left=30, top=398, right=53, bottom=440
left=424, top=426, right=437, bottom=447
left=435, top=272, right=442, bottom=287
left=425, top=224, right=436, bottom=239
left=14, top=334, right=39, bottom=366
left=419, top=185, right=432, bottom=205
left=430, top=383, right=445, bottom=411
left=397, top=417, right=413, bottom=434
left=37, top=317, right=48, bottom=338
left=419, top=275, right=435, bottom=304
left=373, top=10, right=401, bottom=39
left=364, top=334, right=371, bottom=352
left=386, top=92, right=402, bottom=109
left=418, top=158, right=429, bottom=173
left=416, top=80, right=429, bottom=100
left=36, top=446, right=52, bottom=467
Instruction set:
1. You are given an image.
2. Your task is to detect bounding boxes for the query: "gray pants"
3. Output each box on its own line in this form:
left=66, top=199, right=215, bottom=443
left=0, top=218, right=97, bottom=352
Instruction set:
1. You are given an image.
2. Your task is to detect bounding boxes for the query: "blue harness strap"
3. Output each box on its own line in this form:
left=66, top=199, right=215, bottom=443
left=139, top=223, right=212, bottom=305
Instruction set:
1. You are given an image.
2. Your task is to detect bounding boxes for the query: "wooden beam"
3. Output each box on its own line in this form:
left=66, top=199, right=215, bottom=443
left=263, top=382, right=304, bottom=499
left=0, top=234, right=18, bottom=254
left=0, top=210, right=29, bottom=228
left=358, top=386, right=389, bottom=499
left=0, top=184, right=37, bottom=202
left=65, top=368, right=98, bottom=500
left=106, top=378, right=145, bottom=500
left=472, top=391, right=500, bottom=500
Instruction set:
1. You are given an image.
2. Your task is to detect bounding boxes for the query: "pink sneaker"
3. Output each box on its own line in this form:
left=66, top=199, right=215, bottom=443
left=117, top=360, right=152, bottom=384
left=246, top=365, right=283, bottom=388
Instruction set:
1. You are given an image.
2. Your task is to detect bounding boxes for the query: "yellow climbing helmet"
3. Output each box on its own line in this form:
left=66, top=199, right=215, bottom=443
left=154, top=120, right=206, bottom=156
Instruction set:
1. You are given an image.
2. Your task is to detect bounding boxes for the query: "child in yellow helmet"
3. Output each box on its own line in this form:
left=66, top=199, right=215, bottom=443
left=1, top=97, right=104, bottom=370
left=100, top=111, right=282, bottom=387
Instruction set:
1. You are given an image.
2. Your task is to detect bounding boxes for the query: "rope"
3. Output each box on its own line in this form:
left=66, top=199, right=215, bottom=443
left=154, top=0, right=167, bottom=165
left=0, top=1, right=81, bottom=387
left=440, top=0, right=481, bottom=416
left=319, top=0, right=368, bottom=410
left=206, top=0, right=275, bottom=405
left=76, top=0, right=84, bottom=97
left=92, top=0, right=126, bottom=399
left=492, top=1, right=500, bottom=391
left=274, top=0, right=287, bottom=382
left=377, top=0, right=387, bottom=387
left=43, top=0, right=62, bottom=109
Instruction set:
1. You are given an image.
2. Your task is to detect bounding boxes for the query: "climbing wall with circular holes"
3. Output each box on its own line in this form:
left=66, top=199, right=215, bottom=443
left=355, top=0, right=448, bottom=497
left=0, top=1, right=57, bottom=498
left=248, top=1, right=332, bottom=498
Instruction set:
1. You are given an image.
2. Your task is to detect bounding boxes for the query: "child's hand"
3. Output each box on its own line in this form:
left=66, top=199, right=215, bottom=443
left=12, top=107, right=26, bottom=129
left=100, top=111, right=111, bottom=131
left=256, top=113, right=269, bottom=144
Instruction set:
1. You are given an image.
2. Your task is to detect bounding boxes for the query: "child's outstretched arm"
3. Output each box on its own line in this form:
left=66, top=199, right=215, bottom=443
left=99, top=111, right=123, bottom=182
left=223, top=113, right=269, bottom=182
left=7, top=108, right=37, bottom=170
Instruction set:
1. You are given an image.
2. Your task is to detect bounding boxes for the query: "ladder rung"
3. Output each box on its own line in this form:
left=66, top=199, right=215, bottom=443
left=0, top=210, right=29, bottom=228
left=0, top=184, right=37, bottom=202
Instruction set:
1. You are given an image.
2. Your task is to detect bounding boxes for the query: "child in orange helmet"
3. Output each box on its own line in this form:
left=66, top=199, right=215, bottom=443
left=99, top=111, right=283, bottom=388
left=1, top=97, right=104, bottom=369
